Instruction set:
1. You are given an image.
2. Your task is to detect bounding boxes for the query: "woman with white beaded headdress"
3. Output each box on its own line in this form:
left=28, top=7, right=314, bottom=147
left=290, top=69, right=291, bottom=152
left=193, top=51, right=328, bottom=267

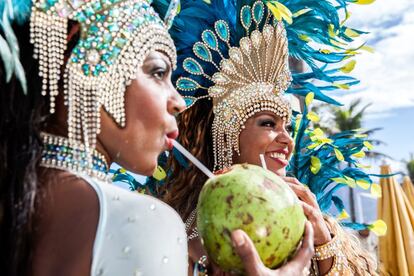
left=0, top=0, right=191, bottom=274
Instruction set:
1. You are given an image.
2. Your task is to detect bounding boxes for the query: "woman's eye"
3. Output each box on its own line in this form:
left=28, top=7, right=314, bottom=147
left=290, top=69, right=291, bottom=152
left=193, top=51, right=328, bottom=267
left=285, top=124, right=293, bottom=133
left=260, top=120, right=276, bottom=128
left=152, top=70, right=166, bottom=80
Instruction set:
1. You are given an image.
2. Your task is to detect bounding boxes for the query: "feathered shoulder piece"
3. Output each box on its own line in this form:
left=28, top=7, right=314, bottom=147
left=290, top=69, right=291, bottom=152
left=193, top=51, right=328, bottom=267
left=290, top=92, right=386, bottom=231
left=0, top=0, right=32, bottom=93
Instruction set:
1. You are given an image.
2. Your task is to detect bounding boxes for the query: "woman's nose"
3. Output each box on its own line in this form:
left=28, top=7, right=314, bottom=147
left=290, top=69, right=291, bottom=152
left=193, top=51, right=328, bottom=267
left=168, top=87, right=186, bottom=115
left=275, top=125, right=293, bottom=145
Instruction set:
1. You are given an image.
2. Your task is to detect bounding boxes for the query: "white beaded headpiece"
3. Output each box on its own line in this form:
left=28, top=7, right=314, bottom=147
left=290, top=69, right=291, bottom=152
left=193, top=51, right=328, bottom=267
left=30, top=0, right=178, bottom=151
left=175, top=1, right=292, bottom=170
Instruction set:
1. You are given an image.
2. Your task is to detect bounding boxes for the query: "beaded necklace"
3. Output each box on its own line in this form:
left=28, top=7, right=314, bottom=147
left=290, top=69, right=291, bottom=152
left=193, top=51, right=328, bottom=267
left=40, top=132, right=110, bottom=182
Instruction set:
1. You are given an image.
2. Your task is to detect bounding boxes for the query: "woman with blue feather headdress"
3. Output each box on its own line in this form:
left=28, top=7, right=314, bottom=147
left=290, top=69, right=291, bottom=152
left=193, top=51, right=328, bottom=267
left=159, top=0, right=379, bottom=275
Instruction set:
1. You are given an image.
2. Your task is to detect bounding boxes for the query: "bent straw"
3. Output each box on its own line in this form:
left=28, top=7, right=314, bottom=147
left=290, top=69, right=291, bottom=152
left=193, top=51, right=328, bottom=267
left=259, top=154, right=267, bottom=170
left=172, top=140, right=215, bottom=179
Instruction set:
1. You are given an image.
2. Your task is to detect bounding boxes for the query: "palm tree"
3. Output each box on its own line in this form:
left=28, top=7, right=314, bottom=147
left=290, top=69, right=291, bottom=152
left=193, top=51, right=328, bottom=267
left=406, top=153, right=414, bottom=182
left=333, top=99, right=370, bottom=132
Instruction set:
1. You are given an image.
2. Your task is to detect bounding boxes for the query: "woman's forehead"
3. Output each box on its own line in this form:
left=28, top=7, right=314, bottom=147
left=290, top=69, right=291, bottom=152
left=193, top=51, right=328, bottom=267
left=145, top=51, right=169, bottom=62
left=251, top=111, right=281, bottom=119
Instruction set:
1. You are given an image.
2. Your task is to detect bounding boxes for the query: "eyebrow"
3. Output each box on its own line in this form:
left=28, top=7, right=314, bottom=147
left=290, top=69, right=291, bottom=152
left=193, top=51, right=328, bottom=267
left=146, top=52, right=170, bottom=62
left=144, top=55, right=170, bottom=68
left=254, top=112, right=277, bottom=119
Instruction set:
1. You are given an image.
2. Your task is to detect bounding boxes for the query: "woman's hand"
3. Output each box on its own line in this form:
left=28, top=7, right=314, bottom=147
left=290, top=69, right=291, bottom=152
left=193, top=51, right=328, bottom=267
left=282, top=177, right=331, bottom=246
left=231, top=221, right=314, bottom=276
left=282, top=177, right=334, bottom=275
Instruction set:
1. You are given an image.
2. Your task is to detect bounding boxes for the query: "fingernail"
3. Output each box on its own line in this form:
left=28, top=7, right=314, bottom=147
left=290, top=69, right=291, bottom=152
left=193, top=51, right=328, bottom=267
left=232, top=231, right=245, bottom=247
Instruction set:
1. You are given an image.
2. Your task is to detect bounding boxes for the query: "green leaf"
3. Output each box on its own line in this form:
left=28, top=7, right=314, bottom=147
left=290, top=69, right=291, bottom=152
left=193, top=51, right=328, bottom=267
left=337, top=209, right=350, bottom=220
left=368, top=219, right=387, bottom=236
left=310, top=156, right=321, bottom=174
left=334, top=148, right=344, bottom=161
left=356, top=163, right=371, bottom=169
left=306, top=111, right=320, bottom=122
left=266, top=1, right=293, bottom=24
left=353, top=0, right=376, bottom=5
left=344, top=28, right=360, bottom=38
left=152, top=165, right=167, bottom=181
left=340, top=60, right=356, bottom=73
left=352, top=150, right=366, bottom=158
left=370, top=183, right=381, bottom=197
left=305, top=92, right=314, bottom=106
left=356, top=179, right=370, bottom=190
left=363, top=141, right=374, bottom=150
left=331, top=176, right=356, bottom=188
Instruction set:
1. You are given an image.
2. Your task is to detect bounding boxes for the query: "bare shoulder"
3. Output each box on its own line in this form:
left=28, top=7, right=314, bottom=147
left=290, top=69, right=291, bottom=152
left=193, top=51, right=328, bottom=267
left=31, top=169, right=100, bottom=276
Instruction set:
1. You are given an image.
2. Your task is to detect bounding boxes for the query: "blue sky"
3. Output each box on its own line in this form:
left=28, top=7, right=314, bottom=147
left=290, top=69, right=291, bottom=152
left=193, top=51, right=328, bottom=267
left=328, top=0, right=414, bottom=174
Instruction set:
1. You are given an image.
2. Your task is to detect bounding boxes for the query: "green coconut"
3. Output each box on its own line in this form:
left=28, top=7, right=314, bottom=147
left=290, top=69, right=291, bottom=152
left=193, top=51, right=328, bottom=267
left=197, top=164, right=306, bottom=274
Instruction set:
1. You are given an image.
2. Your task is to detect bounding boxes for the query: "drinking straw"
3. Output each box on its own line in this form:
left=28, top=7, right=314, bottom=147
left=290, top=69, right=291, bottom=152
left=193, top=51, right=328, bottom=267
left=172, top=140, right=215, bottom=179
left=259, top=154, right=267, bottom=170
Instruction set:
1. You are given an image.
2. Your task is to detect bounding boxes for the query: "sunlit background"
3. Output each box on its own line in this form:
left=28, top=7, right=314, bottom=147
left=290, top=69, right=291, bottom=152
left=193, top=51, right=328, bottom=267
left=335, top=0, right=414, bottom=172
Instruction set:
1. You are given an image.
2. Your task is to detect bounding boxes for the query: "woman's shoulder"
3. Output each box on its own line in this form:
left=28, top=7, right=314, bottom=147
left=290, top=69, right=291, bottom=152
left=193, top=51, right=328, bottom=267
left=31, top=169, right=100, bottom=276
left=33, top=169, right=188, bottom=275
left=88, top=175, right=188, bottom=275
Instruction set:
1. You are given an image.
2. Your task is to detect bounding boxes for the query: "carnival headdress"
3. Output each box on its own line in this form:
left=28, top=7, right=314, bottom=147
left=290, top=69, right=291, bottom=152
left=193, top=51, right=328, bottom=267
left=172, top=0, right=293, bottom=170
left=1, top=0, right=179, bottom=170
left=30, top=0, right=178, bottom=151
left=170, top=0, right=365, bottom=170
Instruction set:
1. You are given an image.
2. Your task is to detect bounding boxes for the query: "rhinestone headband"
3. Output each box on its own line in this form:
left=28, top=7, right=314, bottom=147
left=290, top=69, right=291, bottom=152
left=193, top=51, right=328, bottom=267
left=175, top=1, right=292, bottom=170
left=30, top=0, right=177, bottom=151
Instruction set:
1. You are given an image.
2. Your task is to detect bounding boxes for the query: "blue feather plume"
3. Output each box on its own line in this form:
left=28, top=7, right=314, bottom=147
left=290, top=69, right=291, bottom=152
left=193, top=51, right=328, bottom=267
left=288, top=96, right=383, bottom=229
left=0, top=0, right=32, bottom=94
left=170, top=0, right=367, bottom=105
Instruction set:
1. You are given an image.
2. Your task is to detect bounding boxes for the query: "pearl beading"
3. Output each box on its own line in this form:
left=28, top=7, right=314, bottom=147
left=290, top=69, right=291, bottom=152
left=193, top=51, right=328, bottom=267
left=30, top=0, right=176, bottom=162
left=175, top=1, right=293, bottom=171
left=40, top=132, right=110, bottom=182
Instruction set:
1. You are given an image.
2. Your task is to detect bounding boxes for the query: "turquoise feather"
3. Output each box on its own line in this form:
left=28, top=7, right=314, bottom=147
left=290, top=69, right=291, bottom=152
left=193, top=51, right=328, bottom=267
left=0, top=2, right=29, bottom=94
left=288, top=101, right=385, bottom=228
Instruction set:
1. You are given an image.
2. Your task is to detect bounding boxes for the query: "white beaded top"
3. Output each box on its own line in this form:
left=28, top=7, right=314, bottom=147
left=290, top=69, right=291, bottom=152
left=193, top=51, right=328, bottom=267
left=78, top=172, right=188, bottom=275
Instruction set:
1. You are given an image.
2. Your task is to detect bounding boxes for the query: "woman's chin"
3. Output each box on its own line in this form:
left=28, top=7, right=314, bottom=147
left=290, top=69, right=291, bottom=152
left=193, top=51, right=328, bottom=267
left=118, top=156, right=158, bottom=176
left=270, top=166, right=286, bottom=177
left=135, top=161, right=158, bottom=176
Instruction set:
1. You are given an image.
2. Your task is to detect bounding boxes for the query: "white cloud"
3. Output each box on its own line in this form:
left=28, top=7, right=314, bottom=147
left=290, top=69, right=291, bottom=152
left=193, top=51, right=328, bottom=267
left=347, top=0, right=413, bottom=27
left=330, top=1, right=414, bottom=117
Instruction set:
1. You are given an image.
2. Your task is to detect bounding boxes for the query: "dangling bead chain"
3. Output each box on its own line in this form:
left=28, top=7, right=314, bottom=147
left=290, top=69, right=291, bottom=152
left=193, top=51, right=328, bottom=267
left=185, top=209, right=199, bottom=241
left=40, top=132, right=110, bottom=182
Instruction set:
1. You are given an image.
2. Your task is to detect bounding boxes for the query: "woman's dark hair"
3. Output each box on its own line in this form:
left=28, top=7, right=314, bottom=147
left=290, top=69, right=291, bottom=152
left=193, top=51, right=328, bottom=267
left=0, top=19, right=80, bottom=275
left=0, top=21, right=47, bottom=275
left=161, top=99, right=215, bottom=220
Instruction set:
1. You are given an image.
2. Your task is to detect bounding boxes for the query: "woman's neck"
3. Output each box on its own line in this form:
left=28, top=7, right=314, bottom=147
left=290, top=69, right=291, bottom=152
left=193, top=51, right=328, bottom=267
left=39, top=132, right=110, bottom=182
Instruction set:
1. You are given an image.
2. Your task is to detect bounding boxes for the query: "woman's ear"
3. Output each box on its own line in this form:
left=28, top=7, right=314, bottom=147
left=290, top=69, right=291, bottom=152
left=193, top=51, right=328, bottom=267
left=67, top=22, right=80, bottom=43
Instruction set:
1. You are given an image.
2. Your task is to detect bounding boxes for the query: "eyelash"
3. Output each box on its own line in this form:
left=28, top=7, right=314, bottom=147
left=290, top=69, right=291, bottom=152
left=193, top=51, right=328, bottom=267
left=260, top=120, right=293, bottom=133
left=260, top=120, right=276, bottom=128
left=151, top=68, right=167, bottom=80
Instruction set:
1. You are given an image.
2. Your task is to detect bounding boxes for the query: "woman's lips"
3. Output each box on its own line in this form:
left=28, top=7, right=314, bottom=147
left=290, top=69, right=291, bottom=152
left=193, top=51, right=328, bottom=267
left=266, top=151, right=289, bottom=167
left=165, top=130, right=179, bottom=150
left=167, top=130, right=179, bottom=140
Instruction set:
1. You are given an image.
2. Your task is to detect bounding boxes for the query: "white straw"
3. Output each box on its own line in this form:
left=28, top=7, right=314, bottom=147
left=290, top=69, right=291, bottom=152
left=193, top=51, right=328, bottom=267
left=172, top=140, right=215, bottom=179
left=259, top=154, right=267, bottom=170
